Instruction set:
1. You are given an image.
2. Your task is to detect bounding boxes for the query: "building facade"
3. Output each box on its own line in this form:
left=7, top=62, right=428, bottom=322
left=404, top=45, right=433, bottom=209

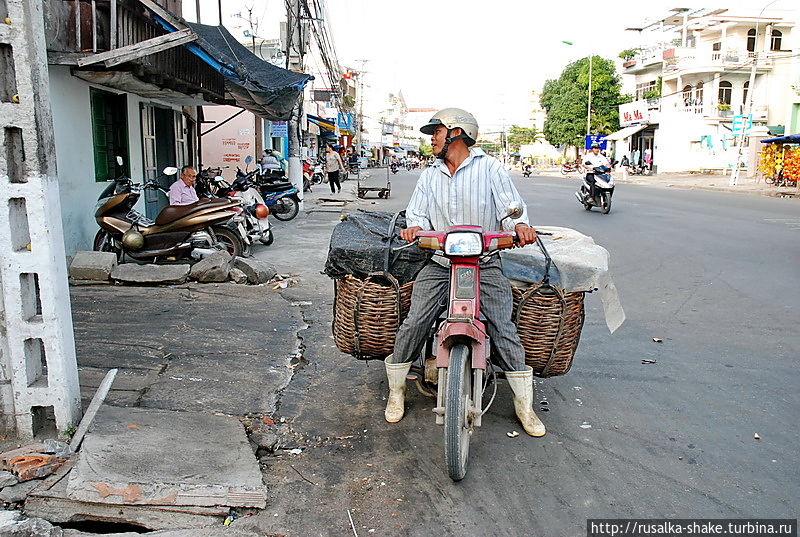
left=618, top=7, right=798, bottom=173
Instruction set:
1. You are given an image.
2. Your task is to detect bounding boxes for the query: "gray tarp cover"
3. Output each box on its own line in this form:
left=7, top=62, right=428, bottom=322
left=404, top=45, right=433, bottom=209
left=324, top=211, right=431, bottom=284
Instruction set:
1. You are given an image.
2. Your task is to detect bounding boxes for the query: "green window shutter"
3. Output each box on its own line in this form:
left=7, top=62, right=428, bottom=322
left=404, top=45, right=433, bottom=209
left=90, top=89, right=110, bottom=182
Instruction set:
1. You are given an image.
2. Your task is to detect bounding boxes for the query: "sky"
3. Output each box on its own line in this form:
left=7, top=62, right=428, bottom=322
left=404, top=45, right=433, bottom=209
left=185, top=0, right=795, bottom=136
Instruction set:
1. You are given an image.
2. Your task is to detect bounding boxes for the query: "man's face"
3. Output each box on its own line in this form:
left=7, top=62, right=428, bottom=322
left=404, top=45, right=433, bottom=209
left=181, top=168, right=196, bottom=186
left=591, top=148, right=600, bottom=156
left=432, top=125, right=454, bottom=155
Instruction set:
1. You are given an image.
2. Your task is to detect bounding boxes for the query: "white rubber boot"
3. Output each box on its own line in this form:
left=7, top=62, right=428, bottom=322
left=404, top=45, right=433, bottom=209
left=506, top=366, right=546, bottom=437
left=384, top=357, right=413, bottom=423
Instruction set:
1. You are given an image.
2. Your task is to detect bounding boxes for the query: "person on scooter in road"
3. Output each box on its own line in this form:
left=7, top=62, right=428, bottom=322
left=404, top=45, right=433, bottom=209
left=385, top=108, right=546, bottom=437
left=583, top=142, right=611, bottom=205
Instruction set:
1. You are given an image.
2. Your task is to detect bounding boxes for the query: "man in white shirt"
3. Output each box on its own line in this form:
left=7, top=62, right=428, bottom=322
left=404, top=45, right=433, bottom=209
left=384, top=108, right=546, bottom=437
left=168, top=166, right=199, bottom=206
left=583, top=142, right=611, bottom=204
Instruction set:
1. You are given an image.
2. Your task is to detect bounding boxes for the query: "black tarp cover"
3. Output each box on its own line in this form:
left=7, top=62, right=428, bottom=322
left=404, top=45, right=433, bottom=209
left=324, top=211, right=432, bottom=285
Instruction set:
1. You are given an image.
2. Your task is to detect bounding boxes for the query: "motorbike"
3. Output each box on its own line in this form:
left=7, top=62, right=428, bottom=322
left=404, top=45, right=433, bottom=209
left=522, top=165, right=533, bottom=178
left=93, top=161, right=246, bottom=262
left=560, top=161, right=581, bottom=175
left=395, top=203, right=524, bottom=481
left=217, top=169, right=274, bottom=246
left=390, top=162, right=399, bottom=174
left=254, top=173, right=301, bottom=221
left=575, top=165, right=615, bottom=214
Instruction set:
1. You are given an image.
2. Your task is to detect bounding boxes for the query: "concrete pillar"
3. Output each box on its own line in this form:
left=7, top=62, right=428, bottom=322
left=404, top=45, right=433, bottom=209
left=0, top=0, right=82, bottom=438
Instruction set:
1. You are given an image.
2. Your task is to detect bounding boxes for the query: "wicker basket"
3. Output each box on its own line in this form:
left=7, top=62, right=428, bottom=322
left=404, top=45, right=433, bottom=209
left=333, top=274, right=414, bottom=360
left=512, top=282, right=585, bottom=377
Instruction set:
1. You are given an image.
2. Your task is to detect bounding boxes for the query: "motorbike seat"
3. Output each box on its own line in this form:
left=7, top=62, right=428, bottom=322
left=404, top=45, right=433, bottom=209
left=260, top=182, right=293, bottom=192
left=155, top=198, right=231, bottom=225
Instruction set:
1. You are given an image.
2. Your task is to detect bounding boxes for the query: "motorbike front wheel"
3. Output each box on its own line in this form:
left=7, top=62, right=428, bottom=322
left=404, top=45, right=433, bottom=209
left=444, top=343, right=473, bottom=481
left=601, top=194, right=612, bottom=214
left=93, top=230, right=123, bottom=262
left=272, top=196, right=299, bottom=221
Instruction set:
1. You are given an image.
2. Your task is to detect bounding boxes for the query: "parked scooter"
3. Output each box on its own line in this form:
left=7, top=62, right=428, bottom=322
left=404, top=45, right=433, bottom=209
left=93, top=160, right=246, bottom=261
left=575, top=165, right=615, bottom=214
left=560, top=161, right=581, bottom=175
left=394, top=203, right=525, bottom=481
left=217, top=169, right=273, bottom=246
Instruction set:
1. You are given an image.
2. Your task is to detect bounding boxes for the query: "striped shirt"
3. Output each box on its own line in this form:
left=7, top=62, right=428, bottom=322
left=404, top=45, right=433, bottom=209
left=405, top=147, right=529, bottom=233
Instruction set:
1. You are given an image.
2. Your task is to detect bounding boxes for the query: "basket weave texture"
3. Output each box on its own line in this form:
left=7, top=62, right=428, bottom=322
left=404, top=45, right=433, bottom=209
left=333, top=274, right=413, bottom=360
left=512, top=283, right=585, bottom=377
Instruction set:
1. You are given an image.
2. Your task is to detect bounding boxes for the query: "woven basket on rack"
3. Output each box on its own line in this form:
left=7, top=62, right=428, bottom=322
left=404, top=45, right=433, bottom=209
left=512, top=282, right=585, bottom=377
left=333, top=274, right=414, bottom=360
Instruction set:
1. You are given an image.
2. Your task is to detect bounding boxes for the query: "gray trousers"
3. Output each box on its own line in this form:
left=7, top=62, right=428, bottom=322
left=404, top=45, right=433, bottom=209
left=389, top=261, right=526, bottom=371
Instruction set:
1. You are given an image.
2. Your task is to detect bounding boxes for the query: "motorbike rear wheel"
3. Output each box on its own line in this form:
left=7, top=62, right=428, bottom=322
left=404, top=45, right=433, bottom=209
left=259, top=230, right=274, bottom=246
left=212, top=227, right=244, bottom=257
left=444, top=343, right=473, bottom=481
left=272, top=195, right=299, bottom=221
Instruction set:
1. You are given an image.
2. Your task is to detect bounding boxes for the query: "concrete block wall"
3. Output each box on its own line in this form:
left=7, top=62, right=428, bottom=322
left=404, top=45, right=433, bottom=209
left=0, top=0, right=82, bottom=438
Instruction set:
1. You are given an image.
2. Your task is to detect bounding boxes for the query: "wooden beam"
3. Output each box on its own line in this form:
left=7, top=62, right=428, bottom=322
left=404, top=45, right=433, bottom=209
left=110, top=0, right=117, bottom=50
left=69, top=369, right=117, bottom=452
left=48, top=52, right=83, bottom=66
left=75, top=28, right=197, bottom=68
left=138, top=0, right=188, bottom=29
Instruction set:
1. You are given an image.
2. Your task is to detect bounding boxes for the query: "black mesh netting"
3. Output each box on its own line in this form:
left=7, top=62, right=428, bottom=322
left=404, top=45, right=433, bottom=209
left=324, top=210, right=432, bottom=284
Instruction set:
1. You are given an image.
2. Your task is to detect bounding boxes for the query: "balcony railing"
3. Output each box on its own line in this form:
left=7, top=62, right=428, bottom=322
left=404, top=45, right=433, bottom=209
left=663, top=48, right=772, bottom=73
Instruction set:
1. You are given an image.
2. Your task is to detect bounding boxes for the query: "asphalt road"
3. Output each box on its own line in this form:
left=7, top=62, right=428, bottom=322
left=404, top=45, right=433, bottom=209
left=247, top=169, right=799, bottom=537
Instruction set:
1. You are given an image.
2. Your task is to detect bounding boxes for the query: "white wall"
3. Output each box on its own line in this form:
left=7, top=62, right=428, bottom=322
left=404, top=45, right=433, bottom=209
left=49, top=66, right=184, bottom=257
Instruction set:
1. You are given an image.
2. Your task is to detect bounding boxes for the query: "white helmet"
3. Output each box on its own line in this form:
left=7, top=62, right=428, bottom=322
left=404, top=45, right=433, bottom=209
left=420, top=108, right=479, bottom=146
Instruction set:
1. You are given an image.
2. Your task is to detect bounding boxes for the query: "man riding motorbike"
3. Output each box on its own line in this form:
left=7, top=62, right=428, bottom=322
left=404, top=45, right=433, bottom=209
left=384, top=108, right=546, bottom=437
left=582, top=142, right=611, bottom=205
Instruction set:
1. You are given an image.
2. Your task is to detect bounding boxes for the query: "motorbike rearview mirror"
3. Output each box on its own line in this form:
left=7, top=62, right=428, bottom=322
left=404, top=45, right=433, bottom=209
left=245, top=155, right=253, bottom=165
left=505, top=201, right=523, bottom=219
left=214, top=176, right=225, bottom=182
left=163, top=166, right=179, bottom=176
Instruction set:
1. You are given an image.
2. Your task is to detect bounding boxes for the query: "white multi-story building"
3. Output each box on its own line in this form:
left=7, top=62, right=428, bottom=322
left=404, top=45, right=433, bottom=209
left=615, top=7, right=799, bottom=173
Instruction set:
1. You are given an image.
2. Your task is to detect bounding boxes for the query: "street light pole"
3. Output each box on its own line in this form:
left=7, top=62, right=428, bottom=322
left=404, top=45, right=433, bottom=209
left=563, top=41, right=593, bottom=139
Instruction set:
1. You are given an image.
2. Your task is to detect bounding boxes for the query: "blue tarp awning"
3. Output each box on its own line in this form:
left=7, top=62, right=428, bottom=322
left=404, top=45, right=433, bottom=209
left=761, top=135, right=800, bottom=144
left=143, top=3, right=312, bottom=120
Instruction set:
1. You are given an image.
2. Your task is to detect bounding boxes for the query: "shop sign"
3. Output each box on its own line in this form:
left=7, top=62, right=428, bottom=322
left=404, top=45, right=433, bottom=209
left=619, top=101, right=650, bottom=126
left=271, top=121, right=288, bottom=137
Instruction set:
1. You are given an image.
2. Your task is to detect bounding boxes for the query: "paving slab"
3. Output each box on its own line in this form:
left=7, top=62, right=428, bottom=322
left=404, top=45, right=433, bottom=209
left=111, top=264, right=190, bottom=285
left=63, top=406, right=266, bottom=509
left=69, top=251, right=118, bottom=281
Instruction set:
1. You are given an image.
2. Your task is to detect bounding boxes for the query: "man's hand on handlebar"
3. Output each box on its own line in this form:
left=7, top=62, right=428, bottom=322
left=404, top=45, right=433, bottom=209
left=514, top=223, right=537, bottom=246
left=400, top=226, right=422, bottom=243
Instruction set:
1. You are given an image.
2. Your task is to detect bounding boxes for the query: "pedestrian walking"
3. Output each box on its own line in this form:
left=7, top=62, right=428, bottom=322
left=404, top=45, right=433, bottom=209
left=325, top=145, right=344, bottom=193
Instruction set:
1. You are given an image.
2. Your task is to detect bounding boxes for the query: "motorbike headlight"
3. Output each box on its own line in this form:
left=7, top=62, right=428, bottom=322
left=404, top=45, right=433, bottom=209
left=444, top=232, right=483, bottom=256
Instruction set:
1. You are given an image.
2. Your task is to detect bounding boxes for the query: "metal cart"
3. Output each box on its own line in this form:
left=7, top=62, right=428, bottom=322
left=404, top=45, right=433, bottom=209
left=357, top=166, right=391, bottom=199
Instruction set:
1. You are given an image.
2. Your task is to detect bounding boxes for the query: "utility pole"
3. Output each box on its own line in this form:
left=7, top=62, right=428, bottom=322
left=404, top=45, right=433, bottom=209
left=730, top=1, right=778, bottom=186
left=355, top=59, right=369, bottom=160
left=286, top=0, right=306, bottom=207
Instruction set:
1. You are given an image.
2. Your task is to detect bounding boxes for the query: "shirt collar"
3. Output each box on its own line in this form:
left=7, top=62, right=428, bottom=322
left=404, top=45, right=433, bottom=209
left=434, top=147, right=486, bottom=176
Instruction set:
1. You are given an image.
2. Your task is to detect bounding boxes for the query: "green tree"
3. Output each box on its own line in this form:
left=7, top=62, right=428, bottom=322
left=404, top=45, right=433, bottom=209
left=506, top=125, right=542, bottom=154
left=476, top=139, right=499, bottom=155
left=418, top=138, right=433, bottom=157
left=540, top=56, right=630, bottom=149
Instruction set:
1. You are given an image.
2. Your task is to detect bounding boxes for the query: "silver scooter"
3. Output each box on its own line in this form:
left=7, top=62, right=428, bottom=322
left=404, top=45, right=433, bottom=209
left=575, top=165, right=615, bottom=214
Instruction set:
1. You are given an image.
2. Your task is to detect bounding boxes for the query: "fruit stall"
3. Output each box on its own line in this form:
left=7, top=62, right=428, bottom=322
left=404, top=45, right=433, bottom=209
left=758, top=134, right=800, bottom=187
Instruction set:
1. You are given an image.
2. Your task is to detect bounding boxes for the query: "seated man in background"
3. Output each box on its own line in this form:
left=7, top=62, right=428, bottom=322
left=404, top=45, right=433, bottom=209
left=168, top=166, right=199, bottom=206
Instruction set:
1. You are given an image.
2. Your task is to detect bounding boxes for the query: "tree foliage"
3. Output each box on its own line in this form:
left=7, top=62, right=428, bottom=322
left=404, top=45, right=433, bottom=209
left=506, top=125, right=542, bottom=154
left=540, top=56, right=629, bottom=149
left=418, top=138, right=433, bottom=157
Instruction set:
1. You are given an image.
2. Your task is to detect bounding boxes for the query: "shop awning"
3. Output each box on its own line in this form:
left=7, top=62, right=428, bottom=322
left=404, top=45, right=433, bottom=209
left=605, top=124, right=648, bottom=141
left=142, top=1, right=312, bottom=120
left=307, top=114, right=354, bottom=136
left=761, top=135, right=800, bottom=144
